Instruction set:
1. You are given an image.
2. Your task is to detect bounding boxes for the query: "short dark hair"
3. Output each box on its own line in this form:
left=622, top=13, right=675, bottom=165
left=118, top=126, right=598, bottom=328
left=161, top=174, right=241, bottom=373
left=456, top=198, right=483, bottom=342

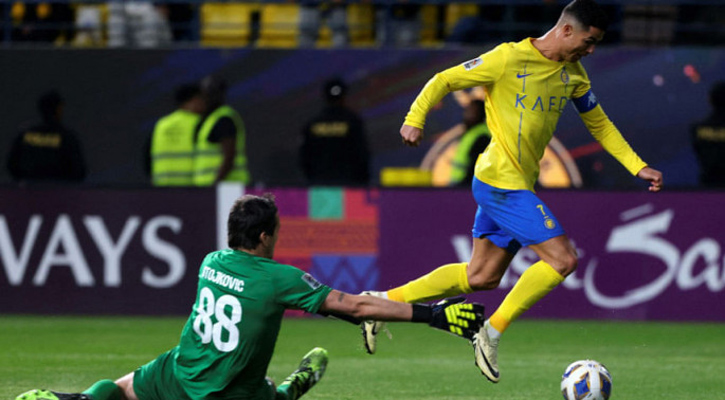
left=710, top=81, right=725, bottom=111
left=37, top=90, right=63, bottom=121
left=227, top=194, right=279, bottom=249
left=201, top=75, right=228, bottom=95
left=174, top=83, right=201, bottom=106
left=200, top=74, right=228, bottom=108
left=562, top=0, right=609, bottom=31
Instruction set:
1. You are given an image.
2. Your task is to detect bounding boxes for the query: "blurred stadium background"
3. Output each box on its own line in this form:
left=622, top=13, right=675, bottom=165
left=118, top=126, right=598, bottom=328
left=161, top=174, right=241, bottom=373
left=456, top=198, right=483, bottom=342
left=1, top=0, right=724, bottom=398
left=2, top=0, right=724, bottom=187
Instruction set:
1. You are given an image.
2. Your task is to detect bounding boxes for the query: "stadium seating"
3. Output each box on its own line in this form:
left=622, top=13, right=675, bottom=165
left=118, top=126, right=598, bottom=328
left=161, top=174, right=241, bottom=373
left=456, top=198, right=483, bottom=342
left=419, top=4, right=478, bottom=47
left=257, top=3, right=300, bottom=48
left=345, top=3, right=376, bottom=47
left=201, top=2, right=260, bottom=47
left=444, top=3, right=479, bottom=37
left=72, top=3, right=106, bottom=47
left=419, top=4, right=440, bottom=46
left=3, top=1, right=723, bottom=48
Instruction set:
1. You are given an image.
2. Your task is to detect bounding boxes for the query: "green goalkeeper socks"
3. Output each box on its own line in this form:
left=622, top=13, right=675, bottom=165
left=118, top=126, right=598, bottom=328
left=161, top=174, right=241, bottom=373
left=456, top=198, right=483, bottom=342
left=82, top=380, right=121, bottom=400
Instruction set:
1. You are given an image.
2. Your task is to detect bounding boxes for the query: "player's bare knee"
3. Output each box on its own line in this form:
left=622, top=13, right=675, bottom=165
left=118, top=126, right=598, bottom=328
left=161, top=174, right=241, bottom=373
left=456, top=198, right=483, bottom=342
left=466, top=273, right=501, bottom=291
left=114, top=373, right=139, bottom=400
left=557, top=254, right=578, bottom=276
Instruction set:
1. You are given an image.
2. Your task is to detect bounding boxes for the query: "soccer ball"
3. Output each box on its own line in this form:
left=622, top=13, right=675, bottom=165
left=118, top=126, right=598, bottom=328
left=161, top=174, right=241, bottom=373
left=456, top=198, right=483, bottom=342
left=560, top=359, right=612, bottom=400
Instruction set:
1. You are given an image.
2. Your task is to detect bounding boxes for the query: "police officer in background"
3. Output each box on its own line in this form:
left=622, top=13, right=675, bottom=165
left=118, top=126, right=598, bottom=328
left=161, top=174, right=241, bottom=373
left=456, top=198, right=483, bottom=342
left=194, top=75, right=251, bottom=186
left=149, top=83, right=205, bottom=186
left=7, top=90, right=86, bottom=183
left=299, top=78, right=370, bottom=186
left=692, top=81, right=725, bottom=188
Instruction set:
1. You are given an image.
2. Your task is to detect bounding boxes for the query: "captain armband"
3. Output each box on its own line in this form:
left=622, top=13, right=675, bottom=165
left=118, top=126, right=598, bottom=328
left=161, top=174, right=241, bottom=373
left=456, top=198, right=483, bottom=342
left=572, top=89, right=599, bottom=113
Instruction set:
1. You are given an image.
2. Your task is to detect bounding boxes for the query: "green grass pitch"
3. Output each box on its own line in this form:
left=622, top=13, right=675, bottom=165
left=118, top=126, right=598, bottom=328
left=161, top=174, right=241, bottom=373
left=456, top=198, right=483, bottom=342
left=2, top=315, right=724, bottom=400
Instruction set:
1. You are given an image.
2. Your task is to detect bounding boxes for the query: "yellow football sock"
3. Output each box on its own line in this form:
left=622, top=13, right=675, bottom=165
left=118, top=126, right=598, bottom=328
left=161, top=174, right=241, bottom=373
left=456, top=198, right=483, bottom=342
left=489, top=261, right=564, bottom=334
left=387, top=262, right=472, bottom=303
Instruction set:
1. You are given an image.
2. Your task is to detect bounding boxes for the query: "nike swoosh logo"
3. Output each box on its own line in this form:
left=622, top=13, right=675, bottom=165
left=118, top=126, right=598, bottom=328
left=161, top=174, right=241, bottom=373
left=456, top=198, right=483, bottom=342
left=475, top=344, right=500, bottom=381
left=517, top=73, right=532, bottom=78
left=473, top=334, right=500, bottom=382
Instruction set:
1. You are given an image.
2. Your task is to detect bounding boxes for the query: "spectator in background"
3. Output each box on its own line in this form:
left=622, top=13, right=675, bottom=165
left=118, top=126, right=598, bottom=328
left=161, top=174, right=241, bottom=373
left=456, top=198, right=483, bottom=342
left=692, top=81, right=725, bottom=188
left=7, top=90, right=86, bottom=183
left=72, top=3, right=104, bottom=47
left=299, top=0, right=348, bottom=47
left=446, top=5, right=506, bottom=45
left=107, top=1, right=172, bottom=47
left=299, top=78, right=370, bottom=186
left=194, top=75, right=251, bottom=186
left=450, top=99, right=491, bottom=187
left=375, top=3, right=422, bottom=47
left=148, top=83, right=205, bottom=186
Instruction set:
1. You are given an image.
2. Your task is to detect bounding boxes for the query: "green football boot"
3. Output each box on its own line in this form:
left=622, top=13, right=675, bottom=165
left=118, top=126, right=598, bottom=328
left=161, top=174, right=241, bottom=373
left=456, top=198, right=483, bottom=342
left=278, top=347, right=329, bottom=400
left=16, top=390, right=90, bottom=400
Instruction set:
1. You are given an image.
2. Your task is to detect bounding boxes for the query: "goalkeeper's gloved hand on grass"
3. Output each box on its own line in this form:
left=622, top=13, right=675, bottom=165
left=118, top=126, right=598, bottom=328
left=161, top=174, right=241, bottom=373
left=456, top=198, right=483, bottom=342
left=413, top=297, right=485, bottom=341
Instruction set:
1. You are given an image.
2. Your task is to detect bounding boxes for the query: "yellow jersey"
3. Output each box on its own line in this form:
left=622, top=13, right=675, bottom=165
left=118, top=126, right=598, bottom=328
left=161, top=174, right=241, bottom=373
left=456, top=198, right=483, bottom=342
left=404, top=38, right=647, bottom=191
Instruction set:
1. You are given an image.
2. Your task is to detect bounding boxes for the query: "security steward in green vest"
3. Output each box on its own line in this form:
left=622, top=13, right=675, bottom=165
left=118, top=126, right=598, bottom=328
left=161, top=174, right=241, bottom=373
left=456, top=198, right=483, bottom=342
left=195, top=75, right=251, bottom=186
left=150, top=83, right=204, bottom=186
left=450, top=99, right=491, bottom=187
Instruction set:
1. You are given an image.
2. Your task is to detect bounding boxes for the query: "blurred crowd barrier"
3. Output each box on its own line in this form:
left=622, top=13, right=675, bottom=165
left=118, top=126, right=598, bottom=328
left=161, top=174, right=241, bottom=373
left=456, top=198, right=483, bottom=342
left=2, top=0, right=725, bottom=48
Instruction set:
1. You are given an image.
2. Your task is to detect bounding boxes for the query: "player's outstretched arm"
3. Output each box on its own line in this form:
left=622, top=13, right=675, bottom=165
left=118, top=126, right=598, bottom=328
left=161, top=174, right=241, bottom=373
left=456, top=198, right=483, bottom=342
left=637, top=166, right=663, bottom=192
left=400, top=124, right=424, bottom=147
left=320, top=290, right=411, bottom=321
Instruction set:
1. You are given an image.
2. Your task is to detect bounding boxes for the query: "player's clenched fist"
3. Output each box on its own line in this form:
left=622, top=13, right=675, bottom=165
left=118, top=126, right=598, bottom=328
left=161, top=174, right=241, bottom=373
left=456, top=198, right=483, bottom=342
left=400, top=124, right=424, bottom=147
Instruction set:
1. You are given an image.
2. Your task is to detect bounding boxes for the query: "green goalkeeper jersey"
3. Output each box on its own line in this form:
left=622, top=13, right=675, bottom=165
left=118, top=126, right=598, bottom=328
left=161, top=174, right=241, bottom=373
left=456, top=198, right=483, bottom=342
left=174, top=249, right=332, bottom=399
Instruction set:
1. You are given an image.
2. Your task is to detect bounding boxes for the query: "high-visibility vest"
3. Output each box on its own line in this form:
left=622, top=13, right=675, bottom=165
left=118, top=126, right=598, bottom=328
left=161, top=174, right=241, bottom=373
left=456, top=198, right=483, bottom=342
left=450, top=123, right=491, bottom=184
left=150, top=109, right=200, bottom=186
left=194, top=105, right=250, bottom=186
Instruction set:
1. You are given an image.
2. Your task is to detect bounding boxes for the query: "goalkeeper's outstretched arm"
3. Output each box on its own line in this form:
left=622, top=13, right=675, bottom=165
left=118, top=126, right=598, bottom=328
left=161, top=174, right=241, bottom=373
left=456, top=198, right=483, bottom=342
left=319, top=290, right=485, bottom=340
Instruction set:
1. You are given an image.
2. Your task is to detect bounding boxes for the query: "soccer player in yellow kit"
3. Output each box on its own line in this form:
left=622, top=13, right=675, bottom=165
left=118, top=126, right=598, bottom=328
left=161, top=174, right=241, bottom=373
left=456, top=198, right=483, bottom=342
left=362, top=0, right=663, bottom=383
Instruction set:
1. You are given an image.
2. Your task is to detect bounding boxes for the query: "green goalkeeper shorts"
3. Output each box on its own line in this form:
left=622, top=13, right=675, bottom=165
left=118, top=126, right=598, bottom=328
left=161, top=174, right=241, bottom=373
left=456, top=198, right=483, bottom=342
left=133, top=349, right=190, bottom=400
left=133, top=348, right=276, bottom=400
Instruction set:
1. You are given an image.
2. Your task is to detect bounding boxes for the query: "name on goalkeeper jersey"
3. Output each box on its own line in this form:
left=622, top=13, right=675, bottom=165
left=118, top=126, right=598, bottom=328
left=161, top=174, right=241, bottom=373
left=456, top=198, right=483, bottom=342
left=200, top=266, right=245, bottom=292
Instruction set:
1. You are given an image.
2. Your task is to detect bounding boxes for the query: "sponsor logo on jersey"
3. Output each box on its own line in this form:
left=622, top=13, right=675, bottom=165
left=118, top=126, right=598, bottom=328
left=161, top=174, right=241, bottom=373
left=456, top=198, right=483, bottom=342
left=545, top=218, right=557, bottom=230
left=463, top=57, right=483, bottom=70
left=516, top=68, right=532, bottom=92
left=302, top=273, right=322, bottom=289
left=514, top=93, right=569, bottom=113
left=560, top=67, right=570, bottom=84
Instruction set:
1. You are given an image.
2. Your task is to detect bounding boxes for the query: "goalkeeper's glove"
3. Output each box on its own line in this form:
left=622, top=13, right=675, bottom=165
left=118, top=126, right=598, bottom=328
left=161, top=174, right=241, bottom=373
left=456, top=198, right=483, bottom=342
left=412, top=297, right=485, bottom=341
